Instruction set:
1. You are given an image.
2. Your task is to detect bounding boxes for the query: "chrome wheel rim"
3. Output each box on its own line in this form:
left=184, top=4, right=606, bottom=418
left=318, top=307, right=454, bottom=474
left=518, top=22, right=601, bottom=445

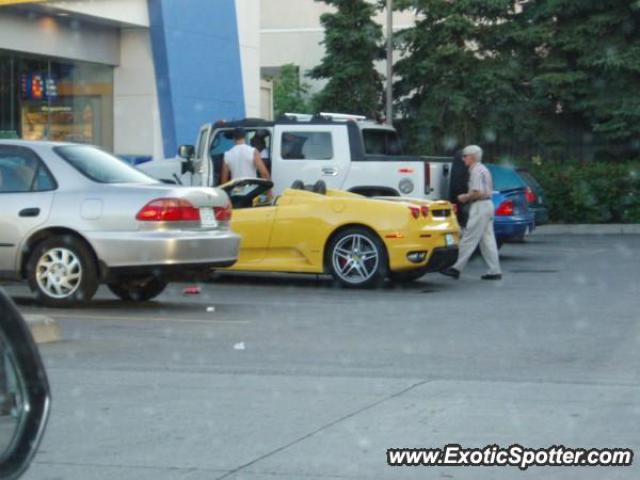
left=332, top=234, right=379, bottom=284
left=36, top=248, right=82, bottom=299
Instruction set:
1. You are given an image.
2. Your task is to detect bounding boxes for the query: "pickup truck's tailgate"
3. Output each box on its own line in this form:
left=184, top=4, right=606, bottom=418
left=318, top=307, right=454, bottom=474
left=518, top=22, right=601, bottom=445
left=347, top=158, right=427, bottom=197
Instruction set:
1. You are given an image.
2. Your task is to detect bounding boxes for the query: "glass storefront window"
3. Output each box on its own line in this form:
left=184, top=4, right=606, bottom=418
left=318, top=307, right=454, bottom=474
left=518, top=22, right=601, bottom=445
left=0, top=53, right=18, bottom=139
left=0, top=50, right=113, bottom=150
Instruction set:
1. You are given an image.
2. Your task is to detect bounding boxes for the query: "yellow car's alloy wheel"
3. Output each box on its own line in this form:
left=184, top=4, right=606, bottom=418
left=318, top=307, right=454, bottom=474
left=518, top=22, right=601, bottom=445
left=329, top=229, right=386, bottom=287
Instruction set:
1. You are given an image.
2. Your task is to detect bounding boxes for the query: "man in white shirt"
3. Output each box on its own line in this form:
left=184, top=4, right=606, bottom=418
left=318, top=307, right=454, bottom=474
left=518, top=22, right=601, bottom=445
left=221, top=128, right=271, bottom=183
left=440, top=145, right=502, bottom=280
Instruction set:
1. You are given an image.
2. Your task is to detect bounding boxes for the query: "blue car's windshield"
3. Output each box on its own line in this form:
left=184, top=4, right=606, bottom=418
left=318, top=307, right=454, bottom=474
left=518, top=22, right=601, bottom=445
left=487, top=164, right=526, bottom=191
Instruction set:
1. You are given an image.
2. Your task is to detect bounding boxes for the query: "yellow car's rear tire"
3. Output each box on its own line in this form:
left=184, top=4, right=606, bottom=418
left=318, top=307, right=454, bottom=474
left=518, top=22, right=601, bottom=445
left=327, top=227, right=388, bottom=288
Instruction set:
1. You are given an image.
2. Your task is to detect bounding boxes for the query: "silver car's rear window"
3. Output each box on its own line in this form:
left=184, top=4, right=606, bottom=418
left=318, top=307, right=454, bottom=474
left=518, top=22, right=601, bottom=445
left=54, top=145, right=159, bottom=185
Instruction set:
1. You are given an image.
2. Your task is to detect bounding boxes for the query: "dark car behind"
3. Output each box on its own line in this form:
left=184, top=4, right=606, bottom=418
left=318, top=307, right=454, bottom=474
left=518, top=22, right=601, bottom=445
left=516, top=167, right=550, bottom=226
left=487, top=164, right=536, bottom=246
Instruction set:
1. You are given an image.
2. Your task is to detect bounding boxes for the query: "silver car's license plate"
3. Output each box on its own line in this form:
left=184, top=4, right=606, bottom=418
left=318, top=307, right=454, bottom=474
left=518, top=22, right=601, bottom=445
left=200, top=208, right=218, bottom=228
left=445, top=234, right=456, bottom=246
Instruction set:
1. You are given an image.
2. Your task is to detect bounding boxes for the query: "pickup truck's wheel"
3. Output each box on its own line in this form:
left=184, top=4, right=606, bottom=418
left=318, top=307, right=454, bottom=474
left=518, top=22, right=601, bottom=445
left=327, top=227, right=388, bottom=288
left=27, top=236, right=98, bottom=307
left=107, top=278, right=167, bottom=302
left=389, top=267, right=428, bottom=283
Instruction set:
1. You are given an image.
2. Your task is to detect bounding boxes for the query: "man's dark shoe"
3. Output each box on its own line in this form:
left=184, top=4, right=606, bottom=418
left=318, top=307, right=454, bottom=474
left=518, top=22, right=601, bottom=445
left=440, top=268, right=460, bottom=279
left=481, top=274, right=502, bottom=281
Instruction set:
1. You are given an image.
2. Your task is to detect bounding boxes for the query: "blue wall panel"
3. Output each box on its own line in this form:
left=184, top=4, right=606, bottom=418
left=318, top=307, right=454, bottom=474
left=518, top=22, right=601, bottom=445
left=148, top=0, right=246, bottom=157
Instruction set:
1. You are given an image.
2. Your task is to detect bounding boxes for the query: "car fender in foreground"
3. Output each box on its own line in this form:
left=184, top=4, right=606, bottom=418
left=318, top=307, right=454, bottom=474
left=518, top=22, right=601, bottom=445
left=0, top=289, right=51, bottom=479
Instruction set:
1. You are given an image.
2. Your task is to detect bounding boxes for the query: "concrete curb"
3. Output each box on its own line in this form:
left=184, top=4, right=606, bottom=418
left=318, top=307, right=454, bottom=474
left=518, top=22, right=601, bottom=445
left=25, top=315, right=62, bottom=344
left=536, top=224, right=640, bottom=235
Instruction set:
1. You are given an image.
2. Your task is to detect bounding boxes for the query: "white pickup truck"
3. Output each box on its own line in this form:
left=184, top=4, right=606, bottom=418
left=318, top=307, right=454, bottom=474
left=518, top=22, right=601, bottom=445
left=140, top=113, right=452, bottom=200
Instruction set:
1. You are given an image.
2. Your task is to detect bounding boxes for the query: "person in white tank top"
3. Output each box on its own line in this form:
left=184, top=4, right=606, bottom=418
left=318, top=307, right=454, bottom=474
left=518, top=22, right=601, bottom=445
left=221, top=128, right=271, bottom=183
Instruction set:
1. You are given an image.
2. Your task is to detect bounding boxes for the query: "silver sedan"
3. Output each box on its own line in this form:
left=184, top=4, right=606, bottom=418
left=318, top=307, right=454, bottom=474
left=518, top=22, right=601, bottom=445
left=0, top=140, right=240, bottom=307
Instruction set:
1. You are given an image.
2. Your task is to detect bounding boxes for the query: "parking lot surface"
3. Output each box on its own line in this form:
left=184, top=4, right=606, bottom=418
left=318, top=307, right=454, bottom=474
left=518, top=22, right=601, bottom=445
left=5, top=234, right=639, bottom=480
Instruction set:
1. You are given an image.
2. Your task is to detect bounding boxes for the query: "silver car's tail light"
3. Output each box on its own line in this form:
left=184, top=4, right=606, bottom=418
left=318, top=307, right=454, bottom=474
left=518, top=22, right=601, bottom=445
left=136, top=198, right=200, bottom=222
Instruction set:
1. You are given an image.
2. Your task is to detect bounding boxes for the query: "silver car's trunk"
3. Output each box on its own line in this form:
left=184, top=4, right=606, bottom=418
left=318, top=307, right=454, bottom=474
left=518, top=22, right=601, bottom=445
left=59, top=184, right=231, bottom=233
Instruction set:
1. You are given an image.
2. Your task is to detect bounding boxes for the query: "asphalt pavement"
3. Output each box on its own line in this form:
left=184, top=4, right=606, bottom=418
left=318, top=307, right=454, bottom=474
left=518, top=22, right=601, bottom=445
left=4, top=234, right=639, bottom=480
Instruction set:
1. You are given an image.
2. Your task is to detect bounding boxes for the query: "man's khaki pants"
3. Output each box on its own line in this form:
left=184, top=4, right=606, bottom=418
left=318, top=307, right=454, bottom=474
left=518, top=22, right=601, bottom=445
left=453, top=199, right=501, bottom=275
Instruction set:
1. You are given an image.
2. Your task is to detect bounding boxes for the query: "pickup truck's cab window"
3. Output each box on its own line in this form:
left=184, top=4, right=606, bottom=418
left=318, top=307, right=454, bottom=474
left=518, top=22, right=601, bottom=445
left=210, top=131, right=236, bottom=157
left=282, top=132, right=333, bottom=160
left=210, top=130, right=270, bottom=157
left=362, top=129, right=403, bottom=156
left=0, top=147, right=56, bottom=193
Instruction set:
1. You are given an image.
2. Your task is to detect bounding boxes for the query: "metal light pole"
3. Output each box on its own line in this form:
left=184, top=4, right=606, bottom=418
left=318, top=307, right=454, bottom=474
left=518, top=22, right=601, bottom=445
left=385, top=0, right=393, bottom=125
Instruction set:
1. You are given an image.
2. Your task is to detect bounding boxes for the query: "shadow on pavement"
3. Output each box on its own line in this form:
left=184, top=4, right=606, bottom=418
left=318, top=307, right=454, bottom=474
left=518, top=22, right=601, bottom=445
left=11, top=295, right=209, bottom=313
left=212, top=272, right=449, bottom=293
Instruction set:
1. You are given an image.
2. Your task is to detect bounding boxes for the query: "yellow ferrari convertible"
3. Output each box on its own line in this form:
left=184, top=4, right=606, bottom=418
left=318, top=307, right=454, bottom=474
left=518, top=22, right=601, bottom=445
left=221, top=178, right=460, bottom=288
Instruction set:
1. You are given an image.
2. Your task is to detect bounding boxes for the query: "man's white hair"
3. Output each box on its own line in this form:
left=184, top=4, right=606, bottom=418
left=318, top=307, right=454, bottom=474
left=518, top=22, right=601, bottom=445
left=462, top=145, right=483, bottom=162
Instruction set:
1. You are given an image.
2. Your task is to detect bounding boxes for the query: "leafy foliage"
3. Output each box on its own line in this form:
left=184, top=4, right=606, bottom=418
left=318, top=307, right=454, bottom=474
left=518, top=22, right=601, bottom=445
left=393, top=0, right=523, bottom=155
left=520, top=1, right=640, bottom=143
left=522, top=160, right=640, bottom=223
left=394, top=0, right=640, bottom=160
left=309, top=0, right=385, bottom=117
left=271, top=64, right=312, bottom=119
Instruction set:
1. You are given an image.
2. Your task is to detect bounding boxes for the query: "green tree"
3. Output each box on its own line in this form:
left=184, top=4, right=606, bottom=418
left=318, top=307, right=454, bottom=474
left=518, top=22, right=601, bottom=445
left=309, top=0, right=385, bottom=117
left=272, top=64, right=312, bottom=119
left=518, top=0, right=640, bottom=157
left=393, top=0, right=524, bottom=155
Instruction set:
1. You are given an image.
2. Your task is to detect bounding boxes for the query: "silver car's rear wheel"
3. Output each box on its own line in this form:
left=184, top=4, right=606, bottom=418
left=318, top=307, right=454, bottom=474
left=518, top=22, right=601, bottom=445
left=27, top=236, right=99, bottom=307
left=36, top=248, right=82, bottom=299
left=327, top=227, right=387, bottom=288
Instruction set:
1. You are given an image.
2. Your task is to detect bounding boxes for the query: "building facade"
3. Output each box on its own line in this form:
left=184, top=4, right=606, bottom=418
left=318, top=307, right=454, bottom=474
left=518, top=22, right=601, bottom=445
left=260, top=0, right=417, bottom=92
left=0, top=0, right=263, bottom=161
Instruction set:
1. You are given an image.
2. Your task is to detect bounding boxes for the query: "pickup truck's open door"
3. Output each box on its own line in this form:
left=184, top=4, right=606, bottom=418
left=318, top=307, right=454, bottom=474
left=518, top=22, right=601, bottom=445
left=205, top=126, right=273, bottom=187
left=271, top=124, right=350, bottom=195
left=194, top=125, right=213, bottom=187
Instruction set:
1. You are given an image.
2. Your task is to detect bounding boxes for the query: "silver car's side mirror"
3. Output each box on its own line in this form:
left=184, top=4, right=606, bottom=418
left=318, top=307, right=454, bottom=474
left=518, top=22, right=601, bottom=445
left=0, top=289, right=50, bottom=479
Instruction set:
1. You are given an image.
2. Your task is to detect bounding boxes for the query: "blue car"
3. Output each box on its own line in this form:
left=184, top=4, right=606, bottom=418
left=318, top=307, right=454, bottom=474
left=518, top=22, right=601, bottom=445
left=487, top=164, right=536, bottom=247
